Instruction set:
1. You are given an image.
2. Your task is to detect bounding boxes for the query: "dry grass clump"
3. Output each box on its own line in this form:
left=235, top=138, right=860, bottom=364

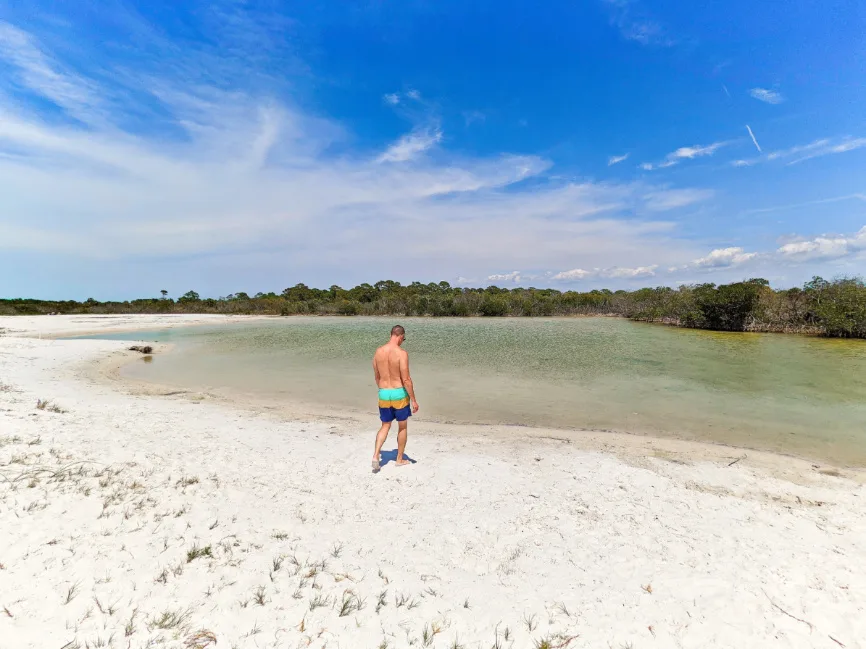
left=184, top=630, right=217, bottom=648
left=175, top=475, right=199, bottom=488
left=36, top=399, right=67, bottom=413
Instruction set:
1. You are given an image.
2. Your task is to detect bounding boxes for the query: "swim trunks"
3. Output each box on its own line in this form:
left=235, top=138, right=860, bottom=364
left=378, top=386, right=411, bottom=422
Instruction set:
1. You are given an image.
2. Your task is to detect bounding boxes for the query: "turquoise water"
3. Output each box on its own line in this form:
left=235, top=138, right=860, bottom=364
left=80, top=317, right=866, bottom=465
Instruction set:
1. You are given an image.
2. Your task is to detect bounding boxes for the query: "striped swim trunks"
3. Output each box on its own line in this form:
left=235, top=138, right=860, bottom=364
left=378, top=386, right=411, bottom=423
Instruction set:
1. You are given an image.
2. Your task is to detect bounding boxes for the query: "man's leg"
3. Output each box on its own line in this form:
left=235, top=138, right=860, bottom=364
left=372, top=420, right=391, bottom=471
left=395, top=419, right=409, bottom=466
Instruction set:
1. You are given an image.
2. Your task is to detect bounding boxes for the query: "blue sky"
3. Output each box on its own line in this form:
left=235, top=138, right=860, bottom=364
left=1, top=0, right=864, bottom=299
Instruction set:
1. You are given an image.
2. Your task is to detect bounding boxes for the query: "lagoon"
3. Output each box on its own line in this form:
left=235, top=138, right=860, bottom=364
left=82, top=316, right=866, bottom=465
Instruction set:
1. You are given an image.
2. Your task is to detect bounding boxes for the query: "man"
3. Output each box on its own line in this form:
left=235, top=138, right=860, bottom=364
left=371, top=324, right=419, bottom=473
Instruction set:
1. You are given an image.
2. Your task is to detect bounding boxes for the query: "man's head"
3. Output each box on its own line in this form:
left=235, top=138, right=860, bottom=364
left=390, top=324, right=406, bottom=345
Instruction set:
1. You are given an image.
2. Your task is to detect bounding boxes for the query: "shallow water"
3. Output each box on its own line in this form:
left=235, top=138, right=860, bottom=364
left=79, top=317, right=866, bottom=465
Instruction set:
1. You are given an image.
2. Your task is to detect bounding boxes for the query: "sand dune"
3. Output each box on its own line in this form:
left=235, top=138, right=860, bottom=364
left=1, top=315, right=864, bottom=648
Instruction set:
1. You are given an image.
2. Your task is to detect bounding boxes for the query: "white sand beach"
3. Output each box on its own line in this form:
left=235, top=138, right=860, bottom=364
left=1, top=314, right=865, bottom=649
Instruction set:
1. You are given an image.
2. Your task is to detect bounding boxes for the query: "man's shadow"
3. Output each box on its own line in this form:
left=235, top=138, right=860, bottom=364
left=379, top=450, right=417, bottom=468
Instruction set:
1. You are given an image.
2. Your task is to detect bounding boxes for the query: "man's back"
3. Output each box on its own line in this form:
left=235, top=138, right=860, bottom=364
left=373, top=343, right=405, bottom=389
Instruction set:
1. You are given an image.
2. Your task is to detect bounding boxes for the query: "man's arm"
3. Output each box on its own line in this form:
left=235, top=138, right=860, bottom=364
left=399, top=351, right=419, bottom=413
left=373, top=356, right=380, bottom=386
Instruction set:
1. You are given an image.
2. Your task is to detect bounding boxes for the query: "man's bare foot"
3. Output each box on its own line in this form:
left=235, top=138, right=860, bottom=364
left=395, top=458, right=411, bottom=467
left=372, top=458, right=381, bottom=473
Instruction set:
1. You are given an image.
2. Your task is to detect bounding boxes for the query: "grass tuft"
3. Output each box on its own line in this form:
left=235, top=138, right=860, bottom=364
left=376, top=590, right=388, bottom=614
left=309, top=593, right=330, bottom=611
left=338, top=591, right=365, bottom=617
left=148, top=608, right=192, bottom=631
left=421, top=621, right=444, bottom=647
left=124, top=609, right=138, bottom=637
left=186, top=544, right=213, bottom=563
left=63, top=582, right=80, bottom=605
left=36, top=399, right=66, bottom=413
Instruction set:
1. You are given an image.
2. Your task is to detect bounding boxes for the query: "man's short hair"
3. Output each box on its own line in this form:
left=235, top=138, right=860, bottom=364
left=391, top=324, right=405, bottom=338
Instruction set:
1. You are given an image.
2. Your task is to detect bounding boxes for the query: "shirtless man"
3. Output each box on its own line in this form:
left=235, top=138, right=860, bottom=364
left=371, top=324, right=419, bottom=473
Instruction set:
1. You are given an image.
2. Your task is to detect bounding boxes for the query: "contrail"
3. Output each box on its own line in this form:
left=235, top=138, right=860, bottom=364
left=722, top=84, right=731, bottom=98
left=746, top=124, right=762, bottom=152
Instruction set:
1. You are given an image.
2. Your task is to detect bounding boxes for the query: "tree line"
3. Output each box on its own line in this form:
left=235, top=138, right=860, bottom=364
left=3, top=276, right=865, bottom=338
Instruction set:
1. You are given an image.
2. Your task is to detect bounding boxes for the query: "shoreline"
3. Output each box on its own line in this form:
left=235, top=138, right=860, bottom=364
left=80, top=316, right=865, bottom=476
left=2, top=314, right=865, bottom=648
left=1, top=310, right=854, bottom=341
left=90, top=344, right=866, bottom=484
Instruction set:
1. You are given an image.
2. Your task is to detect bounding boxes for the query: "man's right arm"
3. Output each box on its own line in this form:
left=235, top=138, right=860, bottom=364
left=399, top=351, right=419, bottom=413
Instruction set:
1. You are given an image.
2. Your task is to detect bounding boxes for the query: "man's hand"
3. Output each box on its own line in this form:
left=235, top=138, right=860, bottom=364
left=411, top=400, right=419, bottom=414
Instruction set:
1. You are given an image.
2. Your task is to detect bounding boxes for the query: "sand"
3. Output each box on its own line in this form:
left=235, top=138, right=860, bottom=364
left=1, top=314, right=864, bottom=649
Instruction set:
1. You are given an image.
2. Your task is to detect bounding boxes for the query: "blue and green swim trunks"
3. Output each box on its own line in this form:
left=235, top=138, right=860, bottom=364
left=378, top=386, right=412, bottom=422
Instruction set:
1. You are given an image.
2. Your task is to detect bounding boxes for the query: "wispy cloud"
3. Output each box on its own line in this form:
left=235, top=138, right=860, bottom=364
left=732, top=136, right=866, bottom=168
left=641, top=189, right=713, bottom=212
left=0, top=19, right=730, bottom=293
left=463, top=110, right=486, bottom=127
left=376, top=126, right=443, bottom=163
left=382, top=89, right=423, bottom=107
left=602, top=0, right=672, bottom=46
left=639, top=141, right=728, bottom=171
left=745, top=125, right=761, bottom=152
left=749, top=87, right=784, bottom=104
left=608, top=153, right=629, bottom=166
left=0, top=21, right=106, bottom=126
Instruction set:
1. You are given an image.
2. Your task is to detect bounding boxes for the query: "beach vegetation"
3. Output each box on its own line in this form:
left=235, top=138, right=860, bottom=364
left=186, top=544, right=213, bottom=563
left=63, top=582, right=80, bottom=604
left=36, top=399, right=66, bottom=413
left=148, top=608, right=191, bottom=631
left=5, top=275, right=866, bottom=337
left=184, top=629, right=217, bottom=648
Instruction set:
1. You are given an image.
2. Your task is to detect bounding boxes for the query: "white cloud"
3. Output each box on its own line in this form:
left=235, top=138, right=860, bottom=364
left=551, top=268, right=593, bottom=281
left=463, top=110, right=486, bottom=126
left=733, top=136, right=866, bottom=168
left=545, top=225, right=866, bottom=282
left=608, top=153, right=629, bottom=166
left=749, top=88, right=784, bottom=104
left=687, top=247, right=758, bottom=269
left=670, top=142, right=726, bottom=160
left=604, top=265, right=658, bottom=278
left=639, top=141, right=727, bottom=171
left=745, top=125, right=761, bottom=152
left=383, top=93, right=400, bottom=105
left=602, top=0, right=672, bottom=47
left=0, top=19, right=770, bottom=295
left=406, top=89, right=421, bottom=101
left=776, top=227, right=866, bottom=261
left=551, top=265, right=657, bottom=281
left=487, top=271, right=522, bottom=283
left=376, top=127, right=442, bottom=163
left=642, top=189, right=713, bottom=212
left=0, top=21, right=106, bottom=126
